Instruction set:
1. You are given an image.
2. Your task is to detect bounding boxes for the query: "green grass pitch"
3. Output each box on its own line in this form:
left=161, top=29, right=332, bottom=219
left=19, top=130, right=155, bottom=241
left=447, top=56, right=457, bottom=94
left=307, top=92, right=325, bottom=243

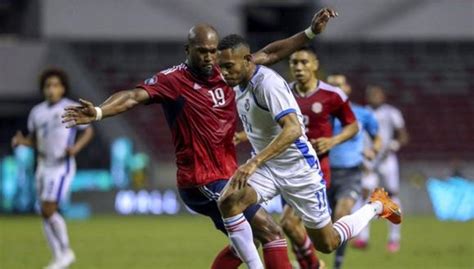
left=0, top=215, right=472, bottom=268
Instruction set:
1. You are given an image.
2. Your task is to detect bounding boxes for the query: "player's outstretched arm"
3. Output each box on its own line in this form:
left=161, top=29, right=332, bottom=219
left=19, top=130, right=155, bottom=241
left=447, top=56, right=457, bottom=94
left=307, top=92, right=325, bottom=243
left=62, top=88, right=150, bottom=127
left=252, top=7, right=338, bottom=66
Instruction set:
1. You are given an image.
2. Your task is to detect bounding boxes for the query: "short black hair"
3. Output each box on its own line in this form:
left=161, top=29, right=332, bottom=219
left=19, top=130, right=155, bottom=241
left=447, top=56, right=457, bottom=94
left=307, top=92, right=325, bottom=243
left=39, top=68, right=70, bottom=96
left=293, top=46, right=318, bottom=59
left=218, top=34, right=249, bottom=51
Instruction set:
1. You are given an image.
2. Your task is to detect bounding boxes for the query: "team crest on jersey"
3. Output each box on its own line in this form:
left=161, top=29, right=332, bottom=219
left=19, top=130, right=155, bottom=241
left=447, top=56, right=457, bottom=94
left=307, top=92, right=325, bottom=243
left=245, top=99, right=250, bottom=111
left=144, top=75, right=157, bottom=85
left=312, top=102, right=323, bottom=114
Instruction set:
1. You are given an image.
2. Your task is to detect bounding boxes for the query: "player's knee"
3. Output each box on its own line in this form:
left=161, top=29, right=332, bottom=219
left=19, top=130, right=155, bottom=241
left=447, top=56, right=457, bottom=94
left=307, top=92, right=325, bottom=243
left=256, top=221, right=284, bottom=244
left=280, top=212, right=299, bottom=233
left=217, top=193, right=241, bottom=215
left=41, top=203, right=57, bottom=219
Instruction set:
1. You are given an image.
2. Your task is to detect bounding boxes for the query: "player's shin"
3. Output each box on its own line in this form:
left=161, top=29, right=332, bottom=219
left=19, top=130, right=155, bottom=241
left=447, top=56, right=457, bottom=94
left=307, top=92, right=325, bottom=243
left=42, top=219, right=62, bottom=259
left=222, top=214, right=264, bottom=269
left=290, top=235, right=320, bottom=269
left=262, top=239, right=292, bottom=269
left=47, top=212, right=71, bottom=251
left=333, top=202, right=382, bottom=246
left=211, top=245, right=242, bottom=269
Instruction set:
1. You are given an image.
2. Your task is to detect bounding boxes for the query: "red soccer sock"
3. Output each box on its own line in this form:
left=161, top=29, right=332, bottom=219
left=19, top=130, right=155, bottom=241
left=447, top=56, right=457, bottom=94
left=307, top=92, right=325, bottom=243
left=263, top=239, right=292, bottom=269
left=211, top=245, right=242, bottom=269
left=292, top=235, right=320, bottom=269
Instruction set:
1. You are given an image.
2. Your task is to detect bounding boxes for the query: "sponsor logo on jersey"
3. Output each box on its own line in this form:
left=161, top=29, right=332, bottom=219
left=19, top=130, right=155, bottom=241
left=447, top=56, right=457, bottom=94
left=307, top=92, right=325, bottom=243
left=312, top=102, right=323, bottom=114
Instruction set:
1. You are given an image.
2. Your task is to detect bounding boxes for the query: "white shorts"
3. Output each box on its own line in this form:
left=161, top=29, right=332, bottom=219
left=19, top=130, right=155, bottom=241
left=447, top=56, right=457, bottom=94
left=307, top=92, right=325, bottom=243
left=362, top=153, right=400, bottom=194
left=248, top=164, right=331, bottom=229
left=36, top=158, right=76, bottom=203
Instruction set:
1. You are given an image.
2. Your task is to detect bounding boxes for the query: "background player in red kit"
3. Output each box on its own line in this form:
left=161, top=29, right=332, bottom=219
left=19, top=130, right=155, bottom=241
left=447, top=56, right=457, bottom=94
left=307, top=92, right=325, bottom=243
left=61, top=8, right=338, bottom=269
left=281, top=48, right=358, bottom=269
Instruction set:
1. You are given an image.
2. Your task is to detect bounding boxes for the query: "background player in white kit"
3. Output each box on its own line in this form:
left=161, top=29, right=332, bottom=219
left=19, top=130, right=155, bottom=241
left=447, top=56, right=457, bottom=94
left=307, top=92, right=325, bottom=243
left=353, top=85, right=409, bottom=253
left=11, top=69, right=94, bottom=269
left=215, top=34, right=402, bottom=269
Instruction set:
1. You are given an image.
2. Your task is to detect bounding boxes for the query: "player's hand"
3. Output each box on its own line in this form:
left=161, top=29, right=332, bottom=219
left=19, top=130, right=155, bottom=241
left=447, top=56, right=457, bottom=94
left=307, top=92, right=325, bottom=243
left=65, top=146, right=79, bottom=157
left=363, top=148, right=377, bottom=161
left=11, top=130, right=25, bottom=148
left=230, top=160, right=259, bottom=190
left=311, top=7, right=338, bottom=34
left=312, top=137, right=337, bottom=155
left=62, top=98, right=96, bottom=128
left=233, top=131, right=247, bottom=146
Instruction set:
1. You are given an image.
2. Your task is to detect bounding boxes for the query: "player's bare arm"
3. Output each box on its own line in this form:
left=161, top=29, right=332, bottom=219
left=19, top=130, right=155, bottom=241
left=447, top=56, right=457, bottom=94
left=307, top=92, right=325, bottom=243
left=364, top=134, right=382, bottom=160
left=313, top=121, right=359, bottom=155
left=391, top=127, right=409, bottom=151
left=66, top=126, right=94, bottom=156
left=11, top=131, right=35, bottom=148
left=252, top=7, right=338, bottom=66
left=233, top=131, right=248, bottom=146
left=230, top=113, right=302, bottom=189
left=62, top=88, right=150, bottom=127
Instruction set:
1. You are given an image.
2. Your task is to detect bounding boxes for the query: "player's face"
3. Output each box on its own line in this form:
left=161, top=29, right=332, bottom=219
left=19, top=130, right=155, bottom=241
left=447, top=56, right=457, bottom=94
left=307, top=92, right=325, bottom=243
left=43, top=76, right=65, bottom=103
left=218, top=48, right=251, bottom=87
left=327, top=75, right=352, bottom=96
left=289, top=51, right=318, bottom=84
left=186, top=38, right=218, bottom=77
left=366, top=86, right=386, bottom=107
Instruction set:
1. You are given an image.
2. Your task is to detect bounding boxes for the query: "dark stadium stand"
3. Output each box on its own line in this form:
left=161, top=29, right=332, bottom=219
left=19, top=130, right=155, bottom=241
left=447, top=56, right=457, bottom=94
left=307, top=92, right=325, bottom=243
left=72, top=41, right=474, bottom=160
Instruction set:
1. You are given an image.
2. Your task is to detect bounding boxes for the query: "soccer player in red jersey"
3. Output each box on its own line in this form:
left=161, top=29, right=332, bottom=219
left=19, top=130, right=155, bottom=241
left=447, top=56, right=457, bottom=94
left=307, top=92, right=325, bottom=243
left=62, top=8, right=338, bottom=269
left=280, top=49, right=359, bottom=269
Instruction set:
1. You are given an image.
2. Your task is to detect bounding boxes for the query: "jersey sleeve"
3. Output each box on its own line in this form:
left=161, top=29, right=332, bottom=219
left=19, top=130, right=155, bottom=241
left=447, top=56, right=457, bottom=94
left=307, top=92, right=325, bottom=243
left=255, top=74, right=298, bottom=122
left=333, top=100, right=356, bottom=126
left=136, top=72, right=179, bottom=103
left=391, top=107, right=405, bottom=129
left=363, top=109, right=379, bottom=138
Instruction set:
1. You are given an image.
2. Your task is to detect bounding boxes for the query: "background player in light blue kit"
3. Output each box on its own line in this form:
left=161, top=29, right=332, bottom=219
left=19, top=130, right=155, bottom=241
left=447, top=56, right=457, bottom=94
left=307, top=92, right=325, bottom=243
left=327, top=74, right=382, bottom=269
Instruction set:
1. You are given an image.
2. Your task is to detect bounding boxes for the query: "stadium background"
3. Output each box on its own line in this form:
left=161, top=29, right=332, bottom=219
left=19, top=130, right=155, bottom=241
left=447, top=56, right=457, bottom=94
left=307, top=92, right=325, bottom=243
left=0, top=0, right=473, bottom=268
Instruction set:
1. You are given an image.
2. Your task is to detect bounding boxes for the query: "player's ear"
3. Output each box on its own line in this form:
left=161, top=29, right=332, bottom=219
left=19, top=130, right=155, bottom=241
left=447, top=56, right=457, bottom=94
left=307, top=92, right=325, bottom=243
left=184, top=44, right=190, bottom=55
left=244, top=54, right=252, bottom=63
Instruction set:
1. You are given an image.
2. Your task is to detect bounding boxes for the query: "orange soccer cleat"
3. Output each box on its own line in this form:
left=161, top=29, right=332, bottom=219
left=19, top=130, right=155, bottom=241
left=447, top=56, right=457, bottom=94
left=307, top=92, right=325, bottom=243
left=369, top=188, right=402, bottom=224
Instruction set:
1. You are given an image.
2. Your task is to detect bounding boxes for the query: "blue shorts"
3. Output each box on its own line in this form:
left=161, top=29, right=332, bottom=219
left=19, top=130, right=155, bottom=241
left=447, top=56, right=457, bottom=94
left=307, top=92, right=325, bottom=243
left=178, top=179, right=261, bottom=234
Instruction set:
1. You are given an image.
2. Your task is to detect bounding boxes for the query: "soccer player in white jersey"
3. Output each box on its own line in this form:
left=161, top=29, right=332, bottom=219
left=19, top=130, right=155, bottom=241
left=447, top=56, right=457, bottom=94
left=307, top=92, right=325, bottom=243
left=353, top=85, right=409, bottom=253
left=11, top=69, right=94, bottom=269
left=215, top=34, right=402, bottom=269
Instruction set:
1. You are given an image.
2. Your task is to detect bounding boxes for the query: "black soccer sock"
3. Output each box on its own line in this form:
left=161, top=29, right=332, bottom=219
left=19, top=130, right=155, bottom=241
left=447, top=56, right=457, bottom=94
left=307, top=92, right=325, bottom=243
left=334, top=242, right=348, bottom=269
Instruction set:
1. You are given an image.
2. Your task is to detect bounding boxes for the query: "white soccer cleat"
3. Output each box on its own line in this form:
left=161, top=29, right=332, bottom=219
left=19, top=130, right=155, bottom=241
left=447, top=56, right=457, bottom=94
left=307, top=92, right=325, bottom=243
left=58, top=249, right=76, bottom=268
left=43, top=259, right=62, bottom=269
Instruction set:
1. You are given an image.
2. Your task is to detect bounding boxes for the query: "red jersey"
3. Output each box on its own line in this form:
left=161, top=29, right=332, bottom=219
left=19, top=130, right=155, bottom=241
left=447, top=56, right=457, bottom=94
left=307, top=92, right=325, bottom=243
left=292, top=80, right=356, bottom=186
left=138, top=64, right=237, bottom=188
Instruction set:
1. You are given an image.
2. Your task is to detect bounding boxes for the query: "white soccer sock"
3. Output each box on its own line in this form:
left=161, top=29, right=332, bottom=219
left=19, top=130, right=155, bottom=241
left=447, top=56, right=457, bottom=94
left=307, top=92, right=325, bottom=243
left=333, top=202, right=382, bottom=246
left=48, top=212, right=71, bottom=251
left=42, top=219, right=62, bottom=259
left=388, top=196, right=401, bottom=242
left=223, top=213, right=263, bottom=269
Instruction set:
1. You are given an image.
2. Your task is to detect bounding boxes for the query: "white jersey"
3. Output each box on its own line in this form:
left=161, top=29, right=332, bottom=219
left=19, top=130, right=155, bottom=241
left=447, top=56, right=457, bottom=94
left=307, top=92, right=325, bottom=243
left=27, top=98, right=86, bottom=166
left=367, top=104, right=405, bottom=158
left=235, top=65, right=319, bottom=176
